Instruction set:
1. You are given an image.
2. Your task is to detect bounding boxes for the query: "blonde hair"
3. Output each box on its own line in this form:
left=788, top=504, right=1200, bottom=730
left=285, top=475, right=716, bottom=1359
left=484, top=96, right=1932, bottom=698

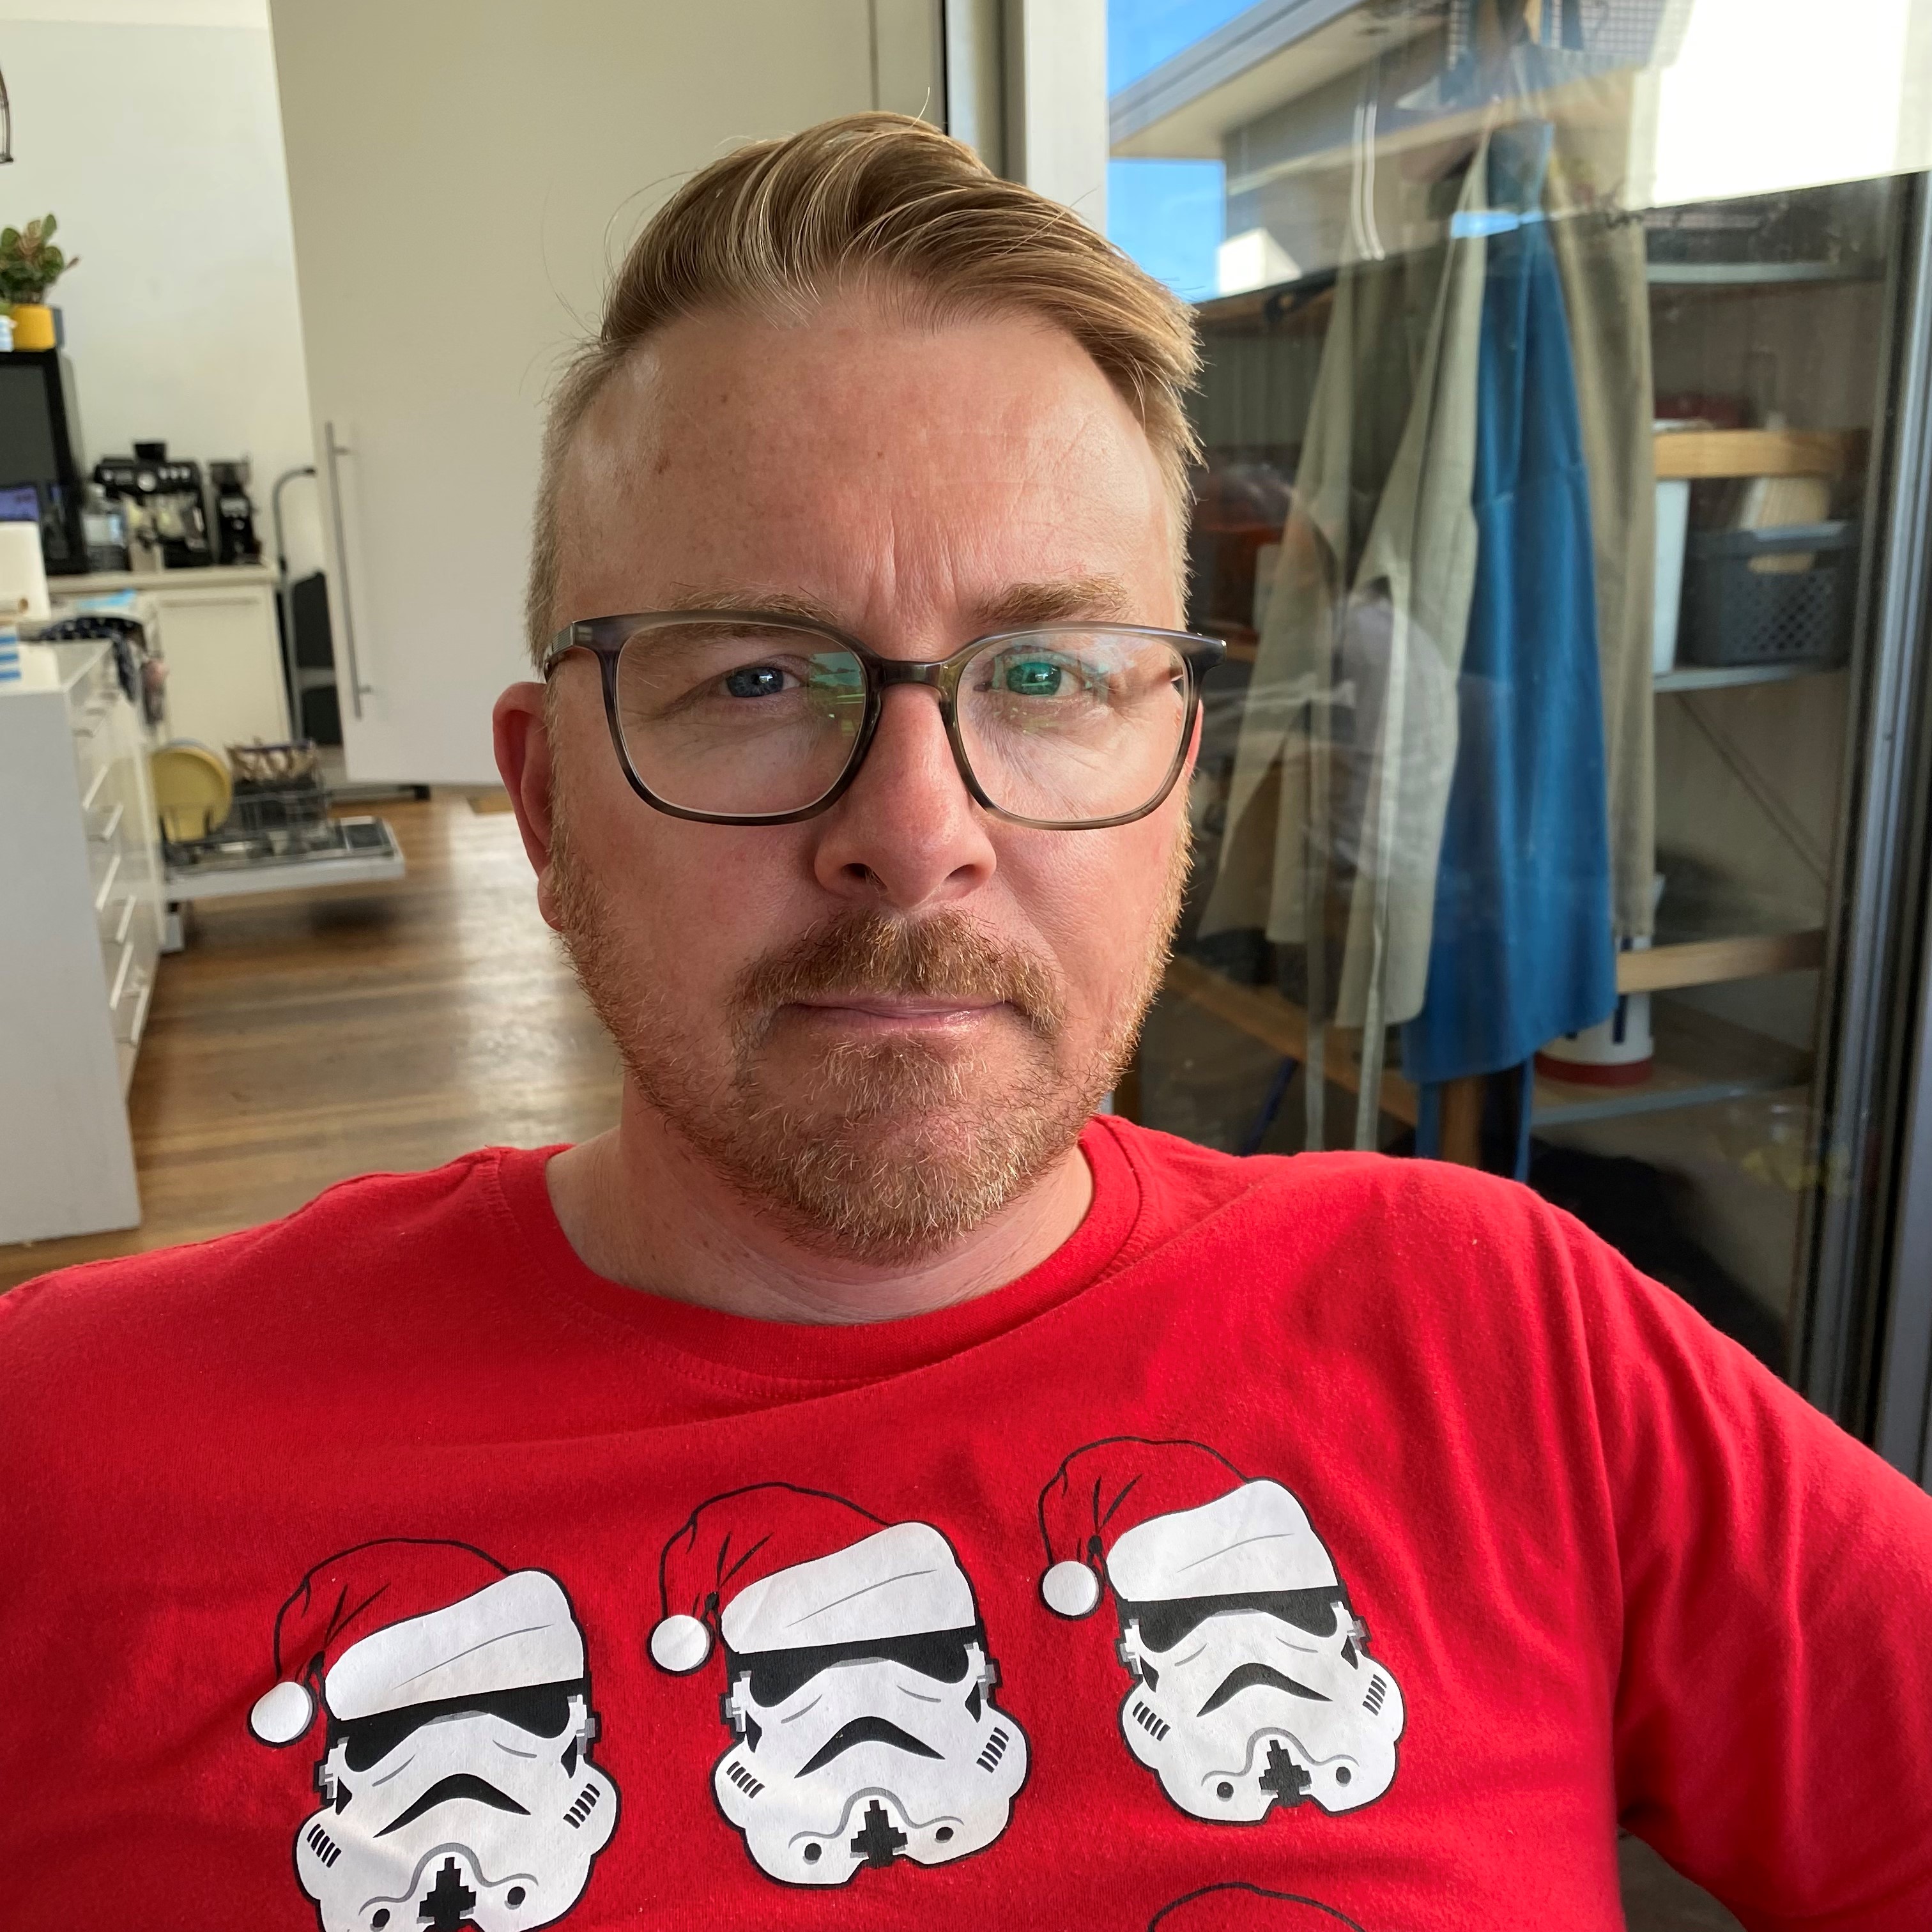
left=526, top=111, right=1200, bottom=664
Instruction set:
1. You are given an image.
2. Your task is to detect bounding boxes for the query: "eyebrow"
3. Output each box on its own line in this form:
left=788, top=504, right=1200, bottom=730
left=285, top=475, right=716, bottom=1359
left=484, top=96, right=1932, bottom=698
left=657, top=574, right=1140, bottom=638
left=972, top=575, right=1138, bottom=631
left=661, top=585, right=847, bottom=627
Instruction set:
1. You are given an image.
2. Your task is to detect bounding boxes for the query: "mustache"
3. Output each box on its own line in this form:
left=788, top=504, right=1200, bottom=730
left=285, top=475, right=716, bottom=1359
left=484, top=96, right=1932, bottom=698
left=1197, top=1661, right=1332, bottom=1717
left=733, top=910, right=1064, bottom=1041
left=378, top=1772, right=530, bottom=1837
left=795, top=1715, right=944, bottom=1777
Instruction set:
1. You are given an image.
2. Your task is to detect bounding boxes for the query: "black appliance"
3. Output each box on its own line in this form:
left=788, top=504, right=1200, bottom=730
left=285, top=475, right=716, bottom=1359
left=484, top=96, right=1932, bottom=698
left=209, top=458, right=262, bottom=565
left=289, top=569, right=342, bottom=745
left=0, top=347, right=88, bottom=575
left=94, top=440, right=213, bottom=569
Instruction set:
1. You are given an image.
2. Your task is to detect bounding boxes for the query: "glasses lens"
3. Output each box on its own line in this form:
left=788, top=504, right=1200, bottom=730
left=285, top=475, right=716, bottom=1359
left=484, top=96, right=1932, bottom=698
left=611, top=619, right=866, bottom=817
left=956, top=629, right=1192, bottom=824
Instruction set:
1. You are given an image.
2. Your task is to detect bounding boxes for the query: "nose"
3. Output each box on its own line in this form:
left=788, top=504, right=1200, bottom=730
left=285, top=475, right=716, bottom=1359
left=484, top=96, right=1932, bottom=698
left=808, top=684, right=997, bottom=910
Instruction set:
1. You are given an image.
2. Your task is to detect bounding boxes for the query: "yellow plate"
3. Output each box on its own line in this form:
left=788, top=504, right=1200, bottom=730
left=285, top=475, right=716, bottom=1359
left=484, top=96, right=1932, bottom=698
left=151, top=742, right=233, bottom=843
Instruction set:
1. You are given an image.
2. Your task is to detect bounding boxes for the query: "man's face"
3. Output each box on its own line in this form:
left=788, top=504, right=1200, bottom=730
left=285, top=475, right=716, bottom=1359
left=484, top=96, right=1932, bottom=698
left=516, top=295, right=1191, bottom=1259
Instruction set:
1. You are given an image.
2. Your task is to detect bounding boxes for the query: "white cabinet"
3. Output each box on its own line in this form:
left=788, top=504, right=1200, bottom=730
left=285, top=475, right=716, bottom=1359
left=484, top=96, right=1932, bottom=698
left=148, top=573, right=288, bottom=750
left=0, top=641, right=166, bottom=1243
left=57, top=565, right=289, bottom=752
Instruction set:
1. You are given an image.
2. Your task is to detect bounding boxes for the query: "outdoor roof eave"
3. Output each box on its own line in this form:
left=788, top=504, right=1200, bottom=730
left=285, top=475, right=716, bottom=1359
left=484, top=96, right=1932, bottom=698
left=1109, top=0, right=1447, bottom=159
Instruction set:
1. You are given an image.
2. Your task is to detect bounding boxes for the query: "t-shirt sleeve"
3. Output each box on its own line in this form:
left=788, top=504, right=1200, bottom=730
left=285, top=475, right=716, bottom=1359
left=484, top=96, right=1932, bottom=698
left=1563, top=1211, right=1932, bottom=1929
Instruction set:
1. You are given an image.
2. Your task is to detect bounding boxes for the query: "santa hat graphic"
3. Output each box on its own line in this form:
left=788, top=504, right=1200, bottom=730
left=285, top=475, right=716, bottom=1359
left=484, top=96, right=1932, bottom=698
left=650, top=1483, right=977, bottom=1675
left=1036, top=1438, right=1341, bottom=1618
left=1148, top=1883, right=1365, bottom=1932
left=247, top=1538, right=585, bottom=1747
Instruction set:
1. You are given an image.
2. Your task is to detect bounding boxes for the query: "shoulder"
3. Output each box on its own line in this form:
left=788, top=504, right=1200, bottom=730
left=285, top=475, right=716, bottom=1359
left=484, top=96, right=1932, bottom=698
left=0, top=1146, right=535, bottom=1380
left=1101, top=1117, right=1627, bottom=1346
left=1101, top=1114, right=1556, bottom=1257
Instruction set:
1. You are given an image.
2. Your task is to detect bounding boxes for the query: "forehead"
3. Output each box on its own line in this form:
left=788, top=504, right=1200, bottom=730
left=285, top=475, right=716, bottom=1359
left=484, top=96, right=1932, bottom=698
left=554, top=294, right=1176, bottom=629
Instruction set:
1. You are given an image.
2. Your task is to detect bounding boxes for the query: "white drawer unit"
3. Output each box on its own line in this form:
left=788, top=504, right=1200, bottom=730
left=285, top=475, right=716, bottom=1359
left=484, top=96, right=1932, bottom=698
left=0, top=640, right=166, bottom=1243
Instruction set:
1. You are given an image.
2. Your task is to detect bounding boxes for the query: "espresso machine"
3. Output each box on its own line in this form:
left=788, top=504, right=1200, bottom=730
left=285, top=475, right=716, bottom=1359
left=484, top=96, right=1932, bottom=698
left=93, top=441, right=213, bottom=569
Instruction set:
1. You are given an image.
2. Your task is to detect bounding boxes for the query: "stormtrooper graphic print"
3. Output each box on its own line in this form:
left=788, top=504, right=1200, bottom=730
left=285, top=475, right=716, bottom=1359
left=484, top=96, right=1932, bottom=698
left=649, top=1481, right=1029, bottom=1887
left=245, top=1538, right=617, bottom=1932
left=1037, top=1438, right=1406, bottom=1825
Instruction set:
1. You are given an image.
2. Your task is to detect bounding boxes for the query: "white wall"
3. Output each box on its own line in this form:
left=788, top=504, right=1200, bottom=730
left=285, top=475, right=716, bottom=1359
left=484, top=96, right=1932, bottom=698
left=268, top=0, right=925, bottom=785
left=0, top=0, right=321, bottom=571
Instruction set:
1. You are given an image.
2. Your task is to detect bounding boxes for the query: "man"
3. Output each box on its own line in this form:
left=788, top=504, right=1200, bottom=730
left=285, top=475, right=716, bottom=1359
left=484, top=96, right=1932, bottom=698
left=1, top=113, right=1928, bottom=1932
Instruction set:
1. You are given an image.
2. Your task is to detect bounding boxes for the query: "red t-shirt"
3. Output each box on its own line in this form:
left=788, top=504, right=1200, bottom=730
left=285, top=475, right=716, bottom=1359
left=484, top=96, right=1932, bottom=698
left=3, top=1117, right=1929, bottom=1932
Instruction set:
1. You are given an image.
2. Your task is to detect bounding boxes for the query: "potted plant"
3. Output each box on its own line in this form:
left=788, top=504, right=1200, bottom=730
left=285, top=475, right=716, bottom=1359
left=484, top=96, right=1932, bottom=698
left=0, top=215, right=77, bottom=351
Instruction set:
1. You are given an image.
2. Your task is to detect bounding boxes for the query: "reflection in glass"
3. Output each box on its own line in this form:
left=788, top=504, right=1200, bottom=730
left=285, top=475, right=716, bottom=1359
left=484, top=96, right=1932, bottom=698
left=1105, top=0, right=1922, bottom=1377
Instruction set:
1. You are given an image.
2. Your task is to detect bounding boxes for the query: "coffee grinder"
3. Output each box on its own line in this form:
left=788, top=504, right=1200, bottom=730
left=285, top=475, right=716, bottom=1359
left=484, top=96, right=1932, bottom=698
left=210, top=459, right=263, bottom=565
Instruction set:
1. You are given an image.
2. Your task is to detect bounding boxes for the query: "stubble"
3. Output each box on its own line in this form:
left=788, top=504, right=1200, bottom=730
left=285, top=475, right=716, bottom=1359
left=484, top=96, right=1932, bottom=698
left=549, top=797, right=1188, bottom=1263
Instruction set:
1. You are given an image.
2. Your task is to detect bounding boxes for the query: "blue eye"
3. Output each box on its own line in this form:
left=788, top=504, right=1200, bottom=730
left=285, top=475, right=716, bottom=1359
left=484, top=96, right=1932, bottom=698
left=723, top=664, right=788, bottom=698
left=1004, top=659, right=1063, bottom=696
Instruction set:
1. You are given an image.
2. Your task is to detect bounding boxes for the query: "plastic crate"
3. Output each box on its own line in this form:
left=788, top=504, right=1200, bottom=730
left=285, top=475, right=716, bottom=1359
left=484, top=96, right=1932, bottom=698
left=1678, top=521, right=1857, bottom=669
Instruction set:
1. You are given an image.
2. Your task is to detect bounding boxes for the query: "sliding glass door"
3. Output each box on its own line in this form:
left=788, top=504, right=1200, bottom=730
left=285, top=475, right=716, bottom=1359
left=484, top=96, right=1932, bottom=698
left=1091, top=0, right=1932, bottom=1450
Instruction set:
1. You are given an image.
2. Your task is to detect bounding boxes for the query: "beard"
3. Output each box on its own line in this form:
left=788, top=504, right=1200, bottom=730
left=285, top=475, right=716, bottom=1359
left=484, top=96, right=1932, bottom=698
left=549, top=800, right=1188, bottom=1264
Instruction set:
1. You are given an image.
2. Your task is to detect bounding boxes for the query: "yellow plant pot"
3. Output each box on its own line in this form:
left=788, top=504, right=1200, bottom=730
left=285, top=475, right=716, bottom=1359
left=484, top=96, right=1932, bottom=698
left=10, top=304, right=54, bottom=350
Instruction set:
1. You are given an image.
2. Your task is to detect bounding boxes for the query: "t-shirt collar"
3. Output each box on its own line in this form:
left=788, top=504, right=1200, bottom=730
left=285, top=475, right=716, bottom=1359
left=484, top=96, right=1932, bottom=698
left=488, top=1116, right=1144, bottom=1386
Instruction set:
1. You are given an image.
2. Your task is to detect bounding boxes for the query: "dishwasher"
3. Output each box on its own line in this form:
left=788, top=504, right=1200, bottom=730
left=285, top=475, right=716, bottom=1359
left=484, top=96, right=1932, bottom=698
left=155, top=738, right=405, bottom=907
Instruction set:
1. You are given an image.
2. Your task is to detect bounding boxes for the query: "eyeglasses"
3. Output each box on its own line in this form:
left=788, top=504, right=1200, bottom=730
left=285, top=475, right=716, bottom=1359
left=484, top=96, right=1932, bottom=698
left=542, top=611, right=1225, bottom=831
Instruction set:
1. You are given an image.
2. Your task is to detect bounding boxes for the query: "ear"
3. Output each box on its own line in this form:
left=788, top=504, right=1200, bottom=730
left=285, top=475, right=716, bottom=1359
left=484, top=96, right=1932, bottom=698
left=493, top=681, right=563, bottom=928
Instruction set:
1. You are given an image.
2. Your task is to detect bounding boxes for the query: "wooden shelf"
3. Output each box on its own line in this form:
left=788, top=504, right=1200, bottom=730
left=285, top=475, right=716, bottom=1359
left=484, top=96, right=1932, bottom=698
left=1161, top=956, right=1821, bottom=1147
left=1535, top=1004, right=1811, bottom=1130
left=1653, top=427, right=1864, bottom=480
left=1162, top=955, right=1418, bottom=1128
left=1618, top=929, right=1824, bottom=995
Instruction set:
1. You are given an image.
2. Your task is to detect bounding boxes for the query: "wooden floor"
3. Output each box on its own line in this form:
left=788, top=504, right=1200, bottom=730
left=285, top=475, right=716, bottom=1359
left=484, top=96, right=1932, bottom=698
left=0, top=793, right=622, bottom=1294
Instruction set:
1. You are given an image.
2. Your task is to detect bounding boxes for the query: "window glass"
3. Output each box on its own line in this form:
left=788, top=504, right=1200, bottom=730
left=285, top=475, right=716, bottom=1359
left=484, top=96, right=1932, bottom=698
left=1107, top=0, right=1252, bottom=300
left=1103, top=0, right=1929, bottom=1384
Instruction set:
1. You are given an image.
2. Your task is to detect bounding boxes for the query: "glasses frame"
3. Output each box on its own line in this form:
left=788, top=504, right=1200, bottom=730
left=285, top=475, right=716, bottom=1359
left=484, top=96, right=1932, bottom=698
left=542, top=611, right=1226, bottom=830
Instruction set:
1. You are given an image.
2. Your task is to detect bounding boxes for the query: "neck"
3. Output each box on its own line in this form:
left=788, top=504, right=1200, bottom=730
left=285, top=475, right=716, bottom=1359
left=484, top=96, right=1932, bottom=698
left=544, top=1082, right=1096, bottom=1324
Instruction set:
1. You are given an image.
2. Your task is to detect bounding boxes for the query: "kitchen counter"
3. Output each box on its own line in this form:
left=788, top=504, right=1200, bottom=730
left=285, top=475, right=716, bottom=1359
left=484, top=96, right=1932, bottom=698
left=55, top=562, right=278, bottom=597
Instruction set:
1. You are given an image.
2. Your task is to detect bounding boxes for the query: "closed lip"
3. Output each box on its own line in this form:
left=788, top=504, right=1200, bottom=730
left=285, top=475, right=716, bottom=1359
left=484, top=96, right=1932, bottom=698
left=787, top=993, right=1005, bottom=1022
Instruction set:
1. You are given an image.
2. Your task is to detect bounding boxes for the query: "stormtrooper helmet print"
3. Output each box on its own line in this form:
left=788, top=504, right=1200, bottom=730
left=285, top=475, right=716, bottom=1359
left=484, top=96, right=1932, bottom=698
left=650, top=1483, right=1029, bottom=1887
left=247, top=1540, right=618, bottom=1931
left=1037, top=1439, right=1406, bottom=1825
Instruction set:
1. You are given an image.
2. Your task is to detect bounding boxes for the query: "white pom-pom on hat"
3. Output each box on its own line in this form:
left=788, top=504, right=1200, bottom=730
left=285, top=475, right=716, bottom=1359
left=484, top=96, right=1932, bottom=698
left=1041, top=1560, right=1102, bottom=1619
left=650, top=1612, right=712, bottom=1673
left=249, top=1678, right=316, bottom=1745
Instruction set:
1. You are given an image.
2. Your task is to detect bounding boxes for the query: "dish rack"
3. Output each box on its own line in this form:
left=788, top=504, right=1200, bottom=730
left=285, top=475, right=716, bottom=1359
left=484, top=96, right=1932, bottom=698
left=162, top=740, right=405, bottom=899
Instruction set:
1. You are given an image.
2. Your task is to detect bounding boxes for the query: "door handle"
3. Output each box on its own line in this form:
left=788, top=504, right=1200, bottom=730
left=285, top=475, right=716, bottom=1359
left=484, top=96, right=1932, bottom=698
left=323, top=420, right=374, bottom=719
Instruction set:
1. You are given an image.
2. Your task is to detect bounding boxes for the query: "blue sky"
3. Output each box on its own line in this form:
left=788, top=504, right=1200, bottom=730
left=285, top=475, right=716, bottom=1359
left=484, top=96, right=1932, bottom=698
left=1108, top=0, right=1257, bottom=89
left=1106, top=0, right=1254, bottom=300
